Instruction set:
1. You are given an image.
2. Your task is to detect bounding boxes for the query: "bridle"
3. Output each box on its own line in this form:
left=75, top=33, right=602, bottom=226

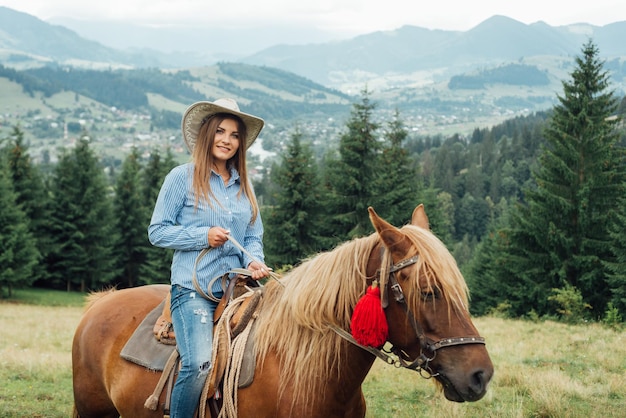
left=385, top=254, right=485, bottom=376
left=333, top=251, right=485, bottom=379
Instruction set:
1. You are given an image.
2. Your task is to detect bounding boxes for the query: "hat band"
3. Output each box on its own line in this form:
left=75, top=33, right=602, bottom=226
left=200, top=114, right=212, bottom=127
left=200, top=112, right=243, bottom=128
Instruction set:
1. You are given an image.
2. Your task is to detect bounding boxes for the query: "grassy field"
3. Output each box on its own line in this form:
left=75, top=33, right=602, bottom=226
left=1, top=289, right=624, bottom=417
left=0, top=290, right=83, bottom=418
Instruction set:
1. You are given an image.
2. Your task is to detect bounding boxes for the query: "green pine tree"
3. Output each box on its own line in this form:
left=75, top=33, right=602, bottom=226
left=264, top=127, right=323, bottom=267
left=454, top=192, right=490, bottom=242
left=0, top=157, right=39, bottom=297
left=113, top=147, right=149, bottom=287
left=325, top=87, right=381, bottom=241
left=465, top=198, right=514, bottom=316
left=140, top=146, right=176, bottom=284
left=373, top=109, right=420, bottom=227
left=432, top=138, right=461, bottom=196
left=416, top=181, right=455, bottom=247
left=469, top=41, right=625, bottom=318
left=46, top=134, right=118, bottom=292
left=142, top=146, right=177, bottom=204
left=4, top=126, right=51, bottom=283
left=605, top=196, right=626, bottom=314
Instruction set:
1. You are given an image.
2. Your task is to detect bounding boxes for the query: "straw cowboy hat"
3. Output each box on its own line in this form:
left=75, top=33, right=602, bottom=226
left=181, top=98, right=265, bottom=152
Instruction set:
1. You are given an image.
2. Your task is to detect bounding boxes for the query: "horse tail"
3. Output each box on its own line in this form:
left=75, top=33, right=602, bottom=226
left=71, top=405, right=80, bottom=418
left=84, top=286, right=117, bottom=311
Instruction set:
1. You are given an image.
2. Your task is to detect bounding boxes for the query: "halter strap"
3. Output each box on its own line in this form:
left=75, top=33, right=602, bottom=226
left=389, top=255, right=420, bottom=273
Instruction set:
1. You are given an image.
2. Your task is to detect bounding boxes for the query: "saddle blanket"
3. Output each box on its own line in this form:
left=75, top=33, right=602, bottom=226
left=120, top=300, right=175, bottom=371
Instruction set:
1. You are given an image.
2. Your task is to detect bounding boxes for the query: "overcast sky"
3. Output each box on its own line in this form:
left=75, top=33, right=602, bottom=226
left=2, top=0, right=625, bottom=36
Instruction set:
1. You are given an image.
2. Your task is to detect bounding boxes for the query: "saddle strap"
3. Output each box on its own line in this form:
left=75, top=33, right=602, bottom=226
left=144, top=349, right=180, bottom=411
left=164, top=352, right=177, bottom=415
left=214, top=276, right=239, bottom=324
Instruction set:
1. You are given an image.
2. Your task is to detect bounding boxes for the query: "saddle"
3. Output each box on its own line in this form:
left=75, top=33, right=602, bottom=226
left=144, top=275, right=264, bottom=417
left=152, top=274, right=257, bottom=344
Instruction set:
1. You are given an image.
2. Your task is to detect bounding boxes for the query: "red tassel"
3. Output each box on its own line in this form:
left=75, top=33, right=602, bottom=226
left=350, top=282, right=388, bottom=348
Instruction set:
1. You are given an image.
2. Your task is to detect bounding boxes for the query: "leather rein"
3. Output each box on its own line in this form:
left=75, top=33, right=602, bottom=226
left=333, top=252, right=485, bottom=378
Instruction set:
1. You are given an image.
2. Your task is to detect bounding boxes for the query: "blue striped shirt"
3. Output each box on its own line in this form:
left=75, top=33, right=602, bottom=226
left=148, top=163, right=265, bottom=294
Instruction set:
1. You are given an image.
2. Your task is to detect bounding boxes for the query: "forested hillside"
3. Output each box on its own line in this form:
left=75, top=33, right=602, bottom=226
left=0, top=63, right=351, bottom=126
left=448, top=63, right=551, bottom=89
left=1, top=42, right=625, bottom=328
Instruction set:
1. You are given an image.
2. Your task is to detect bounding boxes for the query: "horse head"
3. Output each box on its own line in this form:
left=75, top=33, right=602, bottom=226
left=368, top=204, right=494, bottom=402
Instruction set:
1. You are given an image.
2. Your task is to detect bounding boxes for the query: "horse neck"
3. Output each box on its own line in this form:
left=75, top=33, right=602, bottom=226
left=342, top=340, right=378, bottom=384
left=309, top=338, right=376, bottom=407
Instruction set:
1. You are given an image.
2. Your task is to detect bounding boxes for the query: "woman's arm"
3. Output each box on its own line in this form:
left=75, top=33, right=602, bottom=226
left=147, top=167, right=210, bottom=251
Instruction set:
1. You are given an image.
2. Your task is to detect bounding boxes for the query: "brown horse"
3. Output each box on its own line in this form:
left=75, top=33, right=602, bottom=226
left=72, top=205, right=493, bottom=417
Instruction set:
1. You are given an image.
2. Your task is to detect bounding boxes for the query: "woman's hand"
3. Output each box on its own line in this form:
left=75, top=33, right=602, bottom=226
left=247, top=261, right=272, bottom=280
left=208, top=226, right=230, bottom=248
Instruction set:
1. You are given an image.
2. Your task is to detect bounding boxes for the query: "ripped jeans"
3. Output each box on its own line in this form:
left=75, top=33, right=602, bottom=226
left=169, top=284, right=218, bottom=418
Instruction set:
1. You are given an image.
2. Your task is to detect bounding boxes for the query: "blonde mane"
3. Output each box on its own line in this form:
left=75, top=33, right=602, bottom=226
left=381, top=224, right=469, bottom=315
left=253, top=224, right=469, bottom=408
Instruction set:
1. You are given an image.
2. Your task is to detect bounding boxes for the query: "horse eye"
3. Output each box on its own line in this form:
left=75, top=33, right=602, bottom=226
left=421, top=288, right=440, bottom=301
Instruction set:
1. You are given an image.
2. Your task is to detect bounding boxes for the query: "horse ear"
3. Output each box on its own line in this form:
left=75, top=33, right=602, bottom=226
left=368, top=207, right=404, bottom=248
left=411, top=204, right=430, bottom=230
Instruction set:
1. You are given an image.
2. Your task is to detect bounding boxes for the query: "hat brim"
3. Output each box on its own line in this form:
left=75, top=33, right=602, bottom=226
left=181, top=101, right=264, bottom=153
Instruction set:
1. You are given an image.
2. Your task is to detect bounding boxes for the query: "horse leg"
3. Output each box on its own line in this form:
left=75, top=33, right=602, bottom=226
left=74, top=361, right=166, bottom=418
left=72, top=318, right=120, bottom=418
left=99, top=292, right=169, bottom=417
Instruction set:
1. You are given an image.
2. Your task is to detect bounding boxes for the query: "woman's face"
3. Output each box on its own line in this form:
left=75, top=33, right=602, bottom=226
left=211, top=118, right=241, bottom=164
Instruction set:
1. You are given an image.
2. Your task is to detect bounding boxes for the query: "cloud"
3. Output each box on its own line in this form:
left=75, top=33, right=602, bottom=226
left=3, top=0, right=625, bottom=35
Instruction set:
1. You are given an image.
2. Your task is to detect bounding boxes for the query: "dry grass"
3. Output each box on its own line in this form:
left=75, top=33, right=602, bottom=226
left=0, top=303, right=82, bottom=418
left=364, top=316, right=626, bottom=417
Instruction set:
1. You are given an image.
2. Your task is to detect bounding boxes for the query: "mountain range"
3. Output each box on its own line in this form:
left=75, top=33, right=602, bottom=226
left=2, top=6, right=626, bottom=90
left=242, top=17, right=626, bottom=86
left=1, top=5, right=625, bottom=157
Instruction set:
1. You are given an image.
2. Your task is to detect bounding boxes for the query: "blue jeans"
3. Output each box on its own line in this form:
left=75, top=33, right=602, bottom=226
left=169, top=285, right=218, bottom=418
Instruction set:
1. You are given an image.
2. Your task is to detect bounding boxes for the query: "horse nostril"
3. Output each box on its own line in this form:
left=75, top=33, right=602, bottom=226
left=470, top=370, right=486, bottom=395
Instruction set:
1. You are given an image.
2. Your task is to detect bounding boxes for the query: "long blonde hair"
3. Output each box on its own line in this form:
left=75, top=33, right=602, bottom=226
left=191, top=113, right=259, bottom=222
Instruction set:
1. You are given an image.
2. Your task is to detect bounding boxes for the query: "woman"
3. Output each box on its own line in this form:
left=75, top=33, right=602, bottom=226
left=148, top=98, right=270, bottom=418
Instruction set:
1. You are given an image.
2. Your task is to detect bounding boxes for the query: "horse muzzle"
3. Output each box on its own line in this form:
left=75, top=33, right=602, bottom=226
left=436, top=365, right=493, bottom=402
